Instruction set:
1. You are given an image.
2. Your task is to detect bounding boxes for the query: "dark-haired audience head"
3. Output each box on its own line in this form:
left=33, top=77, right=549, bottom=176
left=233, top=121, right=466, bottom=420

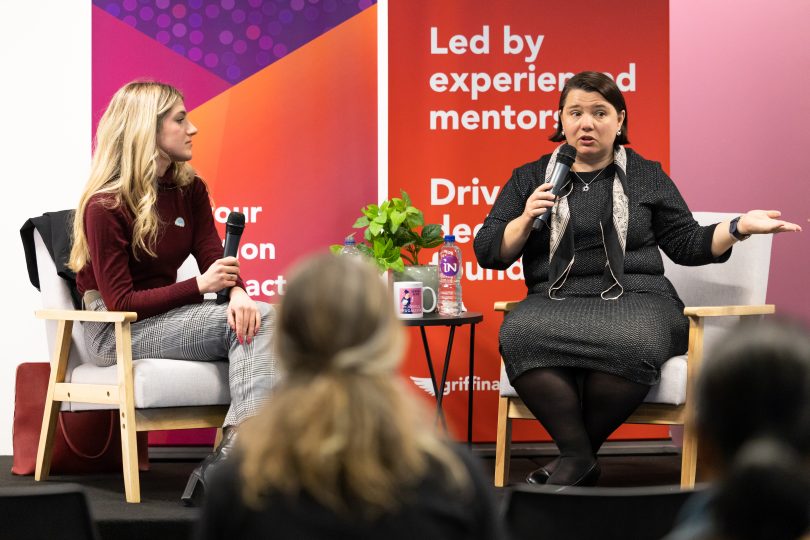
left=697, top=318, right=810, bottom=540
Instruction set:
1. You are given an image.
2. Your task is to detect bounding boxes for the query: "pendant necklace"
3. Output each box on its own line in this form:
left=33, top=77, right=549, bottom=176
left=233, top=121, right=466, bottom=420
left=573, top=167, right=607, bottom=192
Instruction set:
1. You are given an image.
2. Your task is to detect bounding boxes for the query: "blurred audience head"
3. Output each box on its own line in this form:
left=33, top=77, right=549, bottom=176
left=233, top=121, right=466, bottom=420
left=275, top=252, right=404, bottom=379
left=238, top=253, right=467, bottom=518
left=698, top=318, right=810, bottom=540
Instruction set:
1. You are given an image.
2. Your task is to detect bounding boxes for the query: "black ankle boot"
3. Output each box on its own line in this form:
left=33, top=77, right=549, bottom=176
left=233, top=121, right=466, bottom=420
left=181, top=429, right=238, bottom=506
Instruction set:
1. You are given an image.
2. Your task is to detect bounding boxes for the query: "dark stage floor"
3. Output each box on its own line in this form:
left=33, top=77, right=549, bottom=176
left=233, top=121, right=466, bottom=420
left=0, top=450, right=682, bottom=539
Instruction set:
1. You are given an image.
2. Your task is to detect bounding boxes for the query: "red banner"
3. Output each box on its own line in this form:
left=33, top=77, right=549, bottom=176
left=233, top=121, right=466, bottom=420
left=389, top=0, right=670, bottom=442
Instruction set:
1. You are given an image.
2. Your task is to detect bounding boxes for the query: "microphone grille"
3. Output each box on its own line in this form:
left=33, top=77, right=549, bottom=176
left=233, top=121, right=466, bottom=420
left=557, top=144, right=577, bottom=165
left=226, top=212, right=246, bottom=227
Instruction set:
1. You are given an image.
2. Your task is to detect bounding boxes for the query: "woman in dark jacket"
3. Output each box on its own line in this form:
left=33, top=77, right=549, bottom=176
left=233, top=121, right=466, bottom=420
left=474, top=71, right=801, bottom=487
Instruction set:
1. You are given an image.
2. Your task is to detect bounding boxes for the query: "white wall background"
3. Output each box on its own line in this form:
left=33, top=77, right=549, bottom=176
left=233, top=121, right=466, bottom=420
left=0, top=1, right=91, bottom=455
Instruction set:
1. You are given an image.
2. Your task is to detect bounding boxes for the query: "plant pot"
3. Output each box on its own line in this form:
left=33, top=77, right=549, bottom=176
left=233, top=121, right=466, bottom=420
left=393, top=264, right=439, bottom=313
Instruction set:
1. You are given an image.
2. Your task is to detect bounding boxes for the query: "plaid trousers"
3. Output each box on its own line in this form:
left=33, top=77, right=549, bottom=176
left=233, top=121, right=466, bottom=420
left=82, top=293, right=278, bottom=427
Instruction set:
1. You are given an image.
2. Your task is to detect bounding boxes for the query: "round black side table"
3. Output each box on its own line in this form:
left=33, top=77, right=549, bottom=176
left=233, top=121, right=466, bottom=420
left=402, top=311, right=483, bottom=446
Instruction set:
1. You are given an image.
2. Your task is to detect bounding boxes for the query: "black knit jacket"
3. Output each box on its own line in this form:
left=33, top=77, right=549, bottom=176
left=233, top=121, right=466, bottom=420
left=473, top=148, right=731, bottom=300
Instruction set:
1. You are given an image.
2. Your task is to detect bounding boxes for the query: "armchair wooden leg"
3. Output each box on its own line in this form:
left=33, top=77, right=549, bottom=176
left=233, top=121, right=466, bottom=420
left=494, top=396, right=512, bottom=487
left=116, top=321, right=141, bottom=503
left=36, top=320, right=73, bottom=481
left=119, top=410, right=141, bottom=503
left=680, top=419, right=698, bottom=489
left=34, top=395, right=60, bottom=481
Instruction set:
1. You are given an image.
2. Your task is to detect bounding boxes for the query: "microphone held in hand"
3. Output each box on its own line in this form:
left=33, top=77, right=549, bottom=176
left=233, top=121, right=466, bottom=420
left=216, top=212, right=246, bottom=305
left=532, top=144, right=577, bottom=231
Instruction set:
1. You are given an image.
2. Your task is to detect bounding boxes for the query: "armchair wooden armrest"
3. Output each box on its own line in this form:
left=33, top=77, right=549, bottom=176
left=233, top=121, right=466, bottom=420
left=683, top=304, right=775, bottom=318
left=495, top=303, right=775, bottom=318
left=36, top=309, right=138, bottom=323
left=494, top=300, right=521, bottom=313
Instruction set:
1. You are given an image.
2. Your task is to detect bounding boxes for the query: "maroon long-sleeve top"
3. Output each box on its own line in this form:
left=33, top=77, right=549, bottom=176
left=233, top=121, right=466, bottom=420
left=76, top=176, right=241, bottom=320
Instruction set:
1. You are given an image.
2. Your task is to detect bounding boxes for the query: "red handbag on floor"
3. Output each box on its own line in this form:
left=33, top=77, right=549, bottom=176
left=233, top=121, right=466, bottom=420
left=12, top=363, right=149, bottom=475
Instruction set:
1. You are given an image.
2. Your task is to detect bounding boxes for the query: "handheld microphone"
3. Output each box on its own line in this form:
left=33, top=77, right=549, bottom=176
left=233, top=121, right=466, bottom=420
left=216, top=211, right=246, bottom=305
left=532, top=144, right=577, bottom=231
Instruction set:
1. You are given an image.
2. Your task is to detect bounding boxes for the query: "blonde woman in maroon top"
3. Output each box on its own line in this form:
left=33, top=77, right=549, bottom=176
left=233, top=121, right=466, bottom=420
left=69, top=81, right=278, bottom=506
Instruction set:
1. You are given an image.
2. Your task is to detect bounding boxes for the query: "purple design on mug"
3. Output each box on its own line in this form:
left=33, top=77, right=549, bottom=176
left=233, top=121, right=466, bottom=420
left=398, top=287, right=422, bottom=315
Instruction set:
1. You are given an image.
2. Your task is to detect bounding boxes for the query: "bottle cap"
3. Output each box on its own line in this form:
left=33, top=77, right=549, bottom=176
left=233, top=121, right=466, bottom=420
left=444, top=235, right=455, bottom=242
left=344, top=234, right=356, bottom=245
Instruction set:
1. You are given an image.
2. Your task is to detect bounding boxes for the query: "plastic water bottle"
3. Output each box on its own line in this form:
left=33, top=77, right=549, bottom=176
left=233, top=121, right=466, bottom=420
left=339, top=236, right=362, bottom=259
left=438, top=235, right=463, bottom=316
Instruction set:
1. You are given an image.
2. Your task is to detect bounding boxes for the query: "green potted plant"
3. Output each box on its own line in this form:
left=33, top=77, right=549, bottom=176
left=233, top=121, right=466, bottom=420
left=332, top=191, right=444, bottom=309
left=332, top=190, right=444, bottom=273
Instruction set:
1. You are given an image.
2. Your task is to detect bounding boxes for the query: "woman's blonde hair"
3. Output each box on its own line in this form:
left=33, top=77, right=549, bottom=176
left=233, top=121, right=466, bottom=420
left=239, top=254, right=469, bottom=517
left=69, top=81, right=196, bottom=271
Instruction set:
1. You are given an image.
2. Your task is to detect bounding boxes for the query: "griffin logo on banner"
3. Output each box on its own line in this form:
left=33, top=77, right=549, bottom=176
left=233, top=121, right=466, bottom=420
left=410, top=376, right=500, bottom=397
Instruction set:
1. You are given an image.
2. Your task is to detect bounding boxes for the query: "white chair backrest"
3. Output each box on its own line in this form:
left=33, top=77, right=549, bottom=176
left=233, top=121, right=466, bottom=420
left=662, top=211, right=773, bottom=352
left=35, top=230, right=89, bottom=379
left=34, top=229, right=202, bottom=377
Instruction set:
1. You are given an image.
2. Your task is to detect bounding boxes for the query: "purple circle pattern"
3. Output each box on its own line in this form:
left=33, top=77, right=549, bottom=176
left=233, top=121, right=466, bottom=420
left=139, top=6, right=154, bottom=20
left=219, top=29, right=234, bottom=44
left=232, top=8, right=246, bottom=23
left=95, top=0, right=374, bottom=83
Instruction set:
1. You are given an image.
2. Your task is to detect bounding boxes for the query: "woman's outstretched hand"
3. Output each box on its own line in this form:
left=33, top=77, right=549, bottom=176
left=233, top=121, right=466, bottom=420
left=739, top=210, right=803, bottom=235
left=227, top=287, right=260, bottom=345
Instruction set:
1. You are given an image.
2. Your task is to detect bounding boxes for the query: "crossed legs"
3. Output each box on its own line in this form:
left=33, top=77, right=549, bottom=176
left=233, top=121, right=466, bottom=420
left=512, top=367, right=650, bottom=485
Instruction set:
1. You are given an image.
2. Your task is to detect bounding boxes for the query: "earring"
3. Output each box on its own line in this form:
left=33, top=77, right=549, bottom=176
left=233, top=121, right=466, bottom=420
left=617, top=129, right=622, bottom=136
left=561, top=129, right=565, bottom=136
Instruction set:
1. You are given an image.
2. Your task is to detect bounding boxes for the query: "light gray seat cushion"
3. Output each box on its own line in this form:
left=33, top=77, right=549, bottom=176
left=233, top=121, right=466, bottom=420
left=69, top=359, right=230, bottom=411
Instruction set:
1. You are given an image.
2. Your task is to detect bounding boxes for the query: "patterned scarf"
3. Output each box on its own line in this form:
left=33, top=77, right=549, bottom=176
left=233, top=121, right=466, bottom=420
left=546, top=144, right=630, bottom=300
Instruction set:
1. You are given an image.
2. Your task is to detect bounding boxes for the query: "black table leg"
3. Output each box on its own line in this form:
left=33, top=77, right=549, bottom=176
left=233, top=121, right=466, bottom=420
left=468, top=323, right=476, bottom=447
left=419, top=326, right=439, bottom=399
left=435, top=326, right=456, bottom=431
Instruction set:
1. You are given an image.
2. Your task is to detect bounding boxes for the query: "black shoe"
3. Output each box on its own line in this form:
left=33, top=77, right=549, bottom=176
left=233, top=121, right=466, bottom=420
left=526, top=457, right=560, bottom=485
left=526, top=467, right=550, bottom=485
left=549, top=461, right=601, bottom=491
left=571, top=461, right=601, bottom=487
left=181, top=429, right=238, bottom=506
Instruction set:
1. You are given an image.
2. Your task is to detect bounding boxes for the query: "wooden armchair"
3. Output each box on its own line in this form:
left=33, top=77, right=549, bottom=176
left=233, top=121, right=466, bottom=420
left=31, top=229, right=229, bottom=502
left=494, top=212, right=774, bottom=488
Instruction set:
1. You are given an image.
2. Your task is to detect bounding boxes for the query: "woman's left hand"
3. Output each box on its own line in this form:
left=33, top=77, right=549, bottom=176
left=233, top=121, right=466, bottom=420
left=739, top=210, right=803, bottom=235
left=227, top=287, right=261, bottom=345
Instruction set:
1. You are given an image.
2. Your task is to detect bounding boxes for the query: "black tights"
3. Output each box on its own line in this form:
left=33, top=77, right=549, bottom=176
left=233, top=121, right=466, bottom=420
left=512, top=367, right=650, bottom=485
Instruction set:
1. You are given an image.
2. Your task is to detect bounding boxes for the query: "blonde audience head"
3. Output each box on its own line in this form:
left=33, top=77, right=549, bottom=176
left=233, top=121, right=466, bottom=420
left=239, top=253, right=468, bottom=518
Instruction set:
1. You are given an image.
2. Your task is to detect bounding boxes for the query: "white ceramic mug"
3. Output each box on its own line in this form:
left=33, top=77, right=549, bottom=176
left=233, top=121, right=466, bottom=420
left=393, top=281, right=437, bottom=318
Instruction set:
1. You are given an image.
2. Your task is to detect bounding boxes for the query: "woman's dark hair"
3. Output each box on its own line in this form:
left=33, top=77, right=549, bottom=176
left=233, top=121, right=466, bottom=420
left=698, top=318, right=810, bottom=540
left=549, top=71, right=629, bottom=146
